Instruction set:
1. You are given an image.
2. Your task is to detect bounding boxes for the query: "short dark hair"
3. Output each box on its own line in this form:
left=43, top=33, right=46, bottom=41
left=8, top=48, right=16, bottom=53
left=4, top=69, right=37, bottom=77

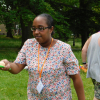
left=36, top=13, right=55, bottom=36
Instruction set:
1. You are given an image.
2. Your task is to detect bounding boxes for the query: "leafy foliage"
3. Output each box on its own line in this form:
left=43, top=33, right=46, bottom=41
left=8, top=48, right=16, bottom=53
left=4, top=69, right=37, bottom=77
left=1, top=0, right=100, bottom=46
left=49, top=0, right=100, bottom=47
left=0, top=0, right=70, bottom=44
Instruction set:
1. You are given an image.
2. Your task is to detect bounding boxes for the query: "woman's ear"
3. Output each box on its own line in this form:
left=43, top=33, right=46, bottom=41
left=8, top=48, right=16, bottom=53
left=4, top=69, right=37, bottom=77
left=49, top=26, right=54, bottom=34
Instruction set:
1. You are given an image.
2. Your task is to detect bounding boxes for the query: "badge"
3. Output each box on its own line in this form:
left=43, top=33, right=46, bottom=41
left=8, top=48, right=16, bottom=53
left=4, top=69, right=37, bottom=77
left=36, top=80, right=44, bottom=93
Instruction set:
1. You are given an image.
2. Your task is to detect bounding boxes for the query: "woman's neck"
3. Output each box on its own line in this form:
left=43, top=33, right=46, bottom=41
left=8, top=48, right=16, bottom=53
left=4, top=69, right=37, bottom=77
left=40, top=38, right=53, bottom=48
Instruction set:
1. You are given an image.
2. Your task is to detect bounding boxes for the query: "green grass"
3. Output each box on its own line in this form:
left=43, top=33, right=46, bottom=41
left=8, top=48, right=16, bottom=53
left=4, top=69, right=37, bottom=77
left=71, top=70, right=94, bottom=100
left=0, top=35, right=21, bottom=48
left=0, top=70, right=28, bottom=100
left=0, top=48, right=19, bottom=61
left=0, top=35, right=21, bottom=61
left=0, top=36, right=94, bottom=100
left=71, top=50, right=94, bottom=100
left=67, top=38, right=82, bottom=49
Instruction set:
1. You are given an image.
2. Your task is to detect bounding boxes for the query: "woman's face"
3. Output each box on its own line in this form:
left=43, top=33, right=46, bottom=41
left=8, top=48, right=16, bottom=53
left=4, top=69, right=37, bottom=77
left=32, top=16, right=53, bottom=44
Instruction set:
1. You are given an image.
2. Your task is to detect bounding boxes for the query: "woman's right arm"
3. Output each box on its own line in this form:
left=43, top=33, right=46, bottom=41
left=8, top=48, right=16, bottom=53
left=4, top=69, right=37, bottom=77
left=0, top=59, right=25, bottom=74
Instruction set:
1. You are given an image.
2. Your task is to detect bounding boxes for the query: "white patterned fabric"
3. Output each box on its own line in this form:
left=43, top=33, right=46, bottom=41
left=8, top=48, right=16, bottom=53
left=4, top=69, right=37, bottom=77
left=14, top=38, right=79, bottom=100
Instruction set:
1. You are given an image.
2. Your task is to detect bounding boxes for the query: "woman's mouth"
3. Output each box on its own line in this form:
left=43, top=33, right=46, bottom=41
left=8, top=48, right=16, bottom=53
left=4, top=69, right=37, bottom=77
left=35, top=36, right=41, bottom=39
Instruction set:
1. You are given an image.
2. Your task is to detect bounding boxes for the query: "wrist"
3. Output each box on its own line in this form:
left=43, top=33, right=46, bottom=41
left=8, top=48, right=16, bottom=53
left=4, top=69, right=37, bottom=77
left=82, top=62, right=86, bottom=64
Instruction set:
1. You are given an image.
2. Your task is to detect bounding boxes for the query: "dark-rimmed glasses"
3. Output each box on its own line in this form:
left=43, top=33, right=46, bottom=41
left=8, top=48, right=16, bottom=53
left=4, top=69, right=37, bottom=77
left=31, top=27, right=51, bottom=32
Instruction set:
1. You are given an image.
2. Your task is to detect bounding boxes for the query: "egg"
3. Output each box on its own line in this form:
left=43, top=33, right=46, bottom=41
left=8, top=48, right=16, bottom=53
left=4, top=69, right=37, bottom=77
left=0, top=61, right=5, bottom=66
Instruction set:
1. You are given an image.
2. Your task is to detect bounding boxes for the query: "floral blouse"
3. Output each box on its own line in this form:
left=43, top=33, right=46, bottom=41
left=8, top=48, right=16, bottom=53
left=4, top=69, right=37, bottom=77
left=14, top=38, right=79, bottom=100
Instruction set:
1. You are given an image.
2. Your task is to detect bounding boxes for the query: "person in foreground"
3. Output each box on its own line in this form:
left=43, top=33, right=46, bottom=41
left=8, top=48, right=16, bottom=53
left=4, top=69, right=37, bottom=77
left=0, top=13, right=85, bottom=100
left=82, top=31, right=100, bottom=100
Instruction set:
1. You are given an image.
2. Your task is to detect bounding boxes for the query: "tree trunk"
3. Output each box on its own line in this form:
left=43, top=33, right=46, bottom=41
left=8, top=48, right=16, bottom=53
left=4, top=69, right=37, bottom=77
left=6, top=30, right=13, bottom=38
left=81, top=32, right=87, bottom=48
left=6, top=23, right=13, bottom=38
left=20, top=17, right=33, bottom=48
left=79, top=0, right=88, bottom=48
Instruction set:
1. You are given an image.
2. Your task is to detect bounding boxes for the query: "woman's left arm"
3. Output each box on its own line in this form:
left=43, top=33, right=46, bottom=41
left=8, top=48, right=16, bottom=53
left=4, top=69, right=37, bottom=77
left=70, top=73, right=85, bottom=100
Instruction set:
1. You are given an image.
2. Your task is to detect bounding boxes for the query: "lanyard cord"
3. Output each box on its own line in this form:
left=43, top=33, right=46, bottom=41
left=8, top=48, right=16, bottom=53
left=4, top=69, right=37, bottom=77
left=38, top=38, right=53, bottom=79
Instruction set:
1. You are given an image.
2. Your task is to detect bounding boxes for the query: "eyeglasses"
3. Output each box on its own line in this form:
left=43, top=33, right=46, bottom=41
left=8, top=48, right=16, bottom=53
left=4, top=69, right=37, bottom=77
left=31, top=26, right=50, bottom=32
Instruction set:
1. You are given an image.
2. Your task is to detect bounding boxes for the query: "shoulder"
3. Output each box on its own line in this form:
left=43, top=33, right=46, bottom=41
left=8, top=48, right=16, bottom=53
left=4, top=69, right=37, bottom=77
left=87, top=36, right=92, bottom=46
left=57, top=40, right=71, bottom=47
left=82, top=34, right=94, bottom=50
left=23, top=38, right=37, bottom=46
left=56, top=40, right=71, bottom=50
left=87, top=33, right=97, bottom=46
left=24, top=38, right=36, bottom=43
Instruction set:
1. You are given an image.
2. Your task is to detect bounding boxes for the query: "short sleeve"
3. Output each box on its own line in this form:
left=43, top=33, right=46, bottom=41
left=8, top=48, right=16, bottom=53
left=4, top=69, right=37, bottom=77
left=63, top=44, right=79, bottom=75
left=14, top=39, right=29, bottom=65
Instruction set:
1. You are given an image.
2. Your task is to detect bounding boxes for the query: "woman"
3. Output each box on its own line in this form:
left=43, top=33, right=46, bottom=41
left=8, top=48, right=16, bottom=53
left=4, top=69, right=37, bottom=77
left=0, top=13, right=85, bottom=100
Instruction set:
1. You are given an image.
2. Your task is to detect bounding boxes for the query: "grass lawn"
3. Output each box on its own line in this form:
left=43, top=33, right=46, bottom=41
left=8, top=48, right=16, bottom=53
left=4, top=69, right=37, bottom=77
left=0, top=70, right=28, bottom=100
left=0, top=35, right=94, bottom=100
left=0, top=35, right=21, bottom=61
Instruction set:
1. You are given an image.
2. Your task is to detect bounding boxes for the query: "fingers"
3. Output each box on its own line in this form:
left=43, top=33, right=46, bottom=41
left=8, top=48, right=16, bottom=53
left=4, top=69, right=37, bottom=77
left=1, top=59, right=9, bottom=65
left=0, top=59, right=11, bottom=71
left=83, top=63, right=88, bottom=69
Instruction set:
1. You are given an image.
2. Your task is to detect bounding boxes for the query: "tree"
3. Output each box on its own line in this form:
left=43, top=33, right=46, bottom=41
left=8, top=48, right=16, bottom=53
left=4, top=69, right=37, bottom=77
left=0, top=0, right=17, bottom=38
left=46, top=0, right=100, bottom=48
left=79, top=0, right=100, bottom=48
left=1, top=0, right=100, bottom=48
left=0, top=0, right=70, bottom=47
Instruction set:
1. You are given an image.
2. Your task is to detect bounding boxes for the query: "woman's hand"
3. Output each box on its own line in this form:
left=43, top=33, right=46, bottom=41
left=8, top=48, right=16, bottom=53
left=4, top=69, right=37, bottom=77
left=0, top=59, right=11, bottom=71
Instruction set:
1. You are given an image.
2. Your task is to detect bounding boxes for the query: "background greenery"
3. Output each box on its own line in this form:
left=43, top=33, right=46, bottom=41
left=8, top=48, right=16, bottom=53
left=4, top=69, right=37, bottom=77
left=0, top=36, right=94, bottom=100
left=1, top=0, right=100, bottom=47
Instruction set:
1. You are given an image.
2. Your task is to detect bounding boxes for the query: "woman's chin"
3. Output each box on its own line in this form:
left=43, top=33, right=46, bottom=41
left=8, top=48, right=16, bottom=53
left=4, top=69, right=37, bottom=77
left=36, top=39, right=43, bottom=44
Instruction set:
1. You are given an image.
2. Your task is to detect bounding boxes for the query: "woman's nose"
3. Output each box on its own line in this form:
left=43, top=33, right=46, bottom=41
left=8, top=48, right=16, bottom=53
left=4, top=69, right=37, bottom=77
left=34, top=29, right=40, bottom=33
